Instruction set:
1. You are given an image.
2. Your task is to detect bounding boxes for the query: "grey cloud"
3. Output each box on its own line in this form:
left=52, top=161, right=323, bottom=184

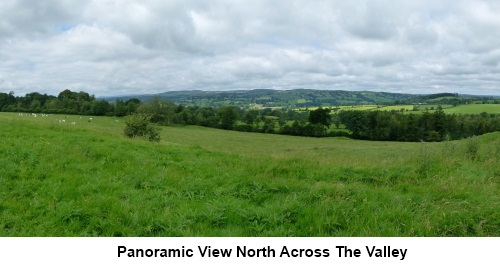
left=0, top=0, right=85, bottom=38
left=341, top=1, right=399, bottom=40
left=82, top=1, right=201, bottom=53
left=0, top=0, right=499, bottom=96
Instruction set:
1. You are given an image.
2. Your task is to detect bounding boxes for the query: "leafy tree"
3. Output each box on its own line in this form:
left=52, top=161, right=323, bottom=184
left=262, top=118, right=276, bottom=133
left=195, top=107, right=218, bottom=127
left=125, top=98, right=141, bottom=114
left=91, top=100, right=112, bottom=116
left=114, top=99, right=128, bottom=117
left=174, top=107, right=198, bottom=125
left=279, top=120, right=302, bottom=136
left=77, top=91, right=93, bottom=102
left=136, top=96, right=176, bottom=125
left=58, top=89, right=76, bottom=100
left=79, top=101, right=92, bottom=115
left=242, top=110, right=259, bottom=126
left=308, top=107, right=331, bottom=127
left=29, top=100, right=42, bottom=113
left=339, top=110, right=369, bottom=139
left=433, top=105, right=446, bottom=139
left=302, top=123, right=327, bottom=137
left=218, top=106, right=238, bottom=130
left=331, top=114, right=341, bottom=129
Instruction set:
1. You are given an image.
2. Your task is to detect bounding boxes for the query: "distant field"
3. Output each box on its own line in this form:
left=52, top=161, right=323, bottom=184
left=389, top=104, right=498, bottom=114
left=376, top=105, right=414, bottom=111
left=297, top=105, right=379, bottom=112
left=1, top=112, right=499, bottom=236
left=337, top=105, right=379, bottom=112
left=298, top=104, right=499, bottom=115
left=444, top=104, right=500, bottom=114
left=415, top=104, right=453, bottom=110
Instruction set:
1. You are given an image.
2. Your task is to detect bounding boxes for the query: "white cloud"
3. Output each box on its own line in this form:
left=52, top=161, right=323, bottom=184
left=0, top=0, right=498, bottom=96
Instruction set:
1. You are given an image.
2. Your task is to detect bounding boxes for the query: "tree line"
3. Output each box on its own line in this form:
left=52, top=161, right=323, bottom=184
left=111, top=96, right=500, bottom=141
left=338, top=108, right=500, bottom=141
left=2, top=89, right=499, bottom=142
left=0, top=90, right=140, bottom=116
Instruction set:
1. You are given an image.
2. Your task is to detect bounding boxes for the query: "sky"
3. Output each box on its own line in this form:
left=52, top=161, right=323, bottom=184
left=1, top=0, right=499, bottom=97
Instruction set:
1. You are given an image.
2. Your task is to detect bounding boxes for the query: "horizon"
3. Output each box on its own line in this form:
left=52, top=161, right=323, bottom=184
left=1, top=1, right=500, bottom=97
left=98, top=88, right=500, bottom=99
left=3, top=88, right=500, bottom=99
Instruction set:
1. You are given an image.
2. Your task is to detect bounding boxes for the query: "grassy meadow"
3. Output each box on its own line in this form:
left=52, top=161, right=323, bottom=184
left=0, top=112, right=499, bottom=236
left=300, top=103, right=500, bottom=115
left=444, top=104, right=500, bottom=114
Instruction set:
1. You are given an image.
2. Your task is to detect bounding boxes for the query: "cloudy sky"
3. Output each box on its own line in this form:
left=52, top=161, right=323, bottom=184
left=1, top=0, right=499, bottom=96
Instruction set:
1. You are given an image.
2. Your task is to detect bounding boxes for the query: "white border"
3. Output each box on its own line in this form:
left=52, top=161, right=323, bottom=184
left=1, top=237, right=498, bottom=266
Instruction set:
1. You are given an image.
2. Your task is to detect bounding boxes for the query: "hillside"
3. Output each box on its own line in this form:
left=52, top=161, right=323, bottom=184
left=1, top=112, right=499, bottom=236
left=105, top=89, right=420, bottom=108
left=104, top=89, right=500, bottom=109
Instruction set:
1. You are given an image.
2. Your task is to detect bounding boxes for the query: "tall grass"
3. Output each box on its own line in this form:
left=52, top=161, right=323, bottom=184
left=0, top=113, right=499, bottom=236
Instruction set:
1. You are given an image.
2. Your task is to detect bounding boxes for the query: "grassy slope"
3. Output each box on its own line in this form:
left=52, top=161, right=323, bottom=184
left=0, top=113, right=499, bottom=236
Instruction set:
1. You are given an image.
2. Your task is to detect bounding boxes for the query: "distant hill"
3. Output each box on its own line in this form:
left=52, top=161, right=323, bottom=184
left=102, top=89, right=499, bottom=108
left=104, top=89, right=418, bottom=108
left=402, top=92, right=499, bottom=105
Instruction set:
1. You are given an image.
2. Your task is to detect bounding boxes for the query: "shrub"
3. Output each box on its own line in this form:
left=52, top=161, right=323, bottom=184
left=124, top=114, right=161, bottom=142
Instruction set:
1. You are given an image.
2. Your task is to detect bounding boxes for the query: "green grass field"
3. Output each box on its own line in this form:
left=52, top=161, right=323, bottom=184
left=0, top=112, right=499, bottom=236
left=378, top=104, right=499, bottom=114
left=300, top=104, right=499, bottom=115
left=444, top=104, right=500, bottom=114
left=376, top=105, right=414, bottom=112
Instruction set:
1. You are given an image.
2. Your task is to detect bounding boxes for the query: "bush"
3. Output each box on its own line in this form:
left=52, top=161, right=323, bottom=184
left=124, top=114, right=161, bottom=142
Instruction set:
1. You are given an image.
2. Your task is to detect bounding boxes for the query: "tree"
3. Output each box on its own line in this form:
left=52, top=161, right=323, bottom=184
left=0, top=92, right=16, bottom=111
left=308, top=107, right=331, bottom=127
left=29, top=99, right=42, bottom=113
left=91, top=100, right=112, bottom=116
left=125, top=98, right=141, bottom=114
left=136, top=96, right=176, bottom=125
left=433, top=106, right=446, bottom=139
left=331, top=114, right=341, bottom=129
left=242, top=110, right=259, bottom=126
left=114, top=99, right=128, bottom=117
left=339, top=110, right=369, bottom=139
left=218, top=106, right=238, bottom=130
left=77, top=91, right=93, bottom=102
left=262, top=118, right=276, bottom=133
left=302, top=123, right=327, bottom=137
left=196, top=107, right=218, bottom=127
left=58, top=89, right=77, bottom=100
